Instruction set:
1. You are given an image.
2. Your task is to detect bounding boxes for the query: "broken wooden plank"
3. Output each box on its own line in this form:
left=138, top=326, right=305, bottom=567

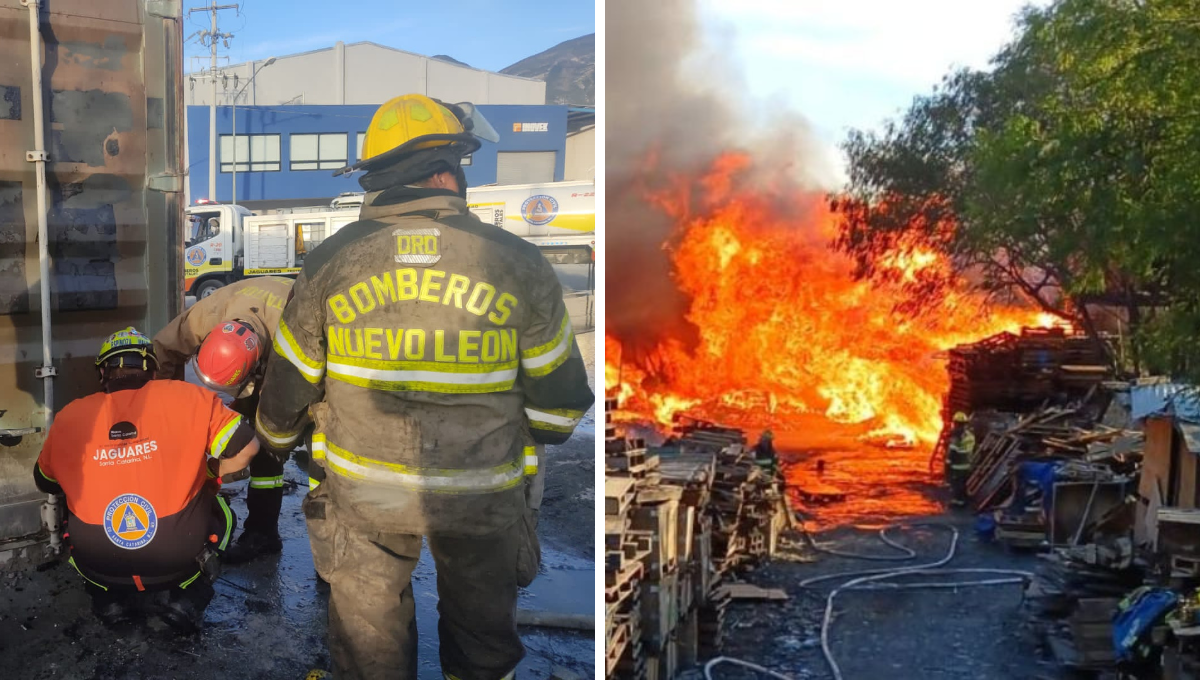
left=717, top=583, right=789, bottom=601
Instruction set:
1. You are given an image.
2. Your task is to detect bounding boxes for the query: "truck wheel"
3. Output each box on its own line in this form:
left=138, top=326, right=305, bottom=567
left=195, top=279, right=225, bottom=298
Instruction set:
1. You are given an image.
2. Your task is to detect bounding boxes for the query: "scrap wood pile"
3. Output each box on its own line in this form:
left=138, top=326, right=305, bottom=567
left=984, top=408, right=1143, bottom=673
left=604, top=402, right=787, bottom=680
left=966, top=403, right=1141, bottom=514
left=1029, top=548, right=1140, bottom=672
left=939, top=329, right=1148, bottom=676
left=673, top=415, right=788, bottom=574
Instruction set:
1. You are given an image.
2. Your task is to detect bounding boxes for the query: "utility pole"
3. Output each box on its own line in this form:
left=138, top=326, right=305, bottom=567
left=188, top=1, right=237, bottom=201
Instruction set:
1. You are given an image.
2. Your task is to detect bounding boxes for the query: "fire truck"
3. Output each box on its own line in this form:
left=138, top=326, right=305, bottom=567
left=183, top=180, right=595, bottom=298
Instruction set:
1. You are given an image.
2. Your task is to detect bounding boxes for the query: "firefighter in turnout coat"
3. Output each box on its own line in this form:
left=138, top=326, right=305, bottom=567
left=254, top=94, right=594, bottom=680
left=152, top=276, right=295, bottom=563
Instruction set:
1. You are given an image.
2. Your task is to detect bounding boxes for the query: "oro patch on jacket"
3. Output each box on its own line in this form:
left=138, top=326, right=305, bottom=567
left=393, top=227, right=441, bottom=266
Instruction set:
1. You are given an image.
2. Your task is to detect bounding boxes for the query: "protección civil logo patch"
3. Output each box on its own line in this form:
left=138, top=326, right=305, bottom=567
left=104, top=493, right=158, bottom=550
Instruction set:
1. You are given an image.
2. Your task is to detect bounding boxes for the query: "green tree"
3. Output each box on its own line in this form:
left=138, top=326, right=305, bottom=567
left=833, top=0, right=1200, bottom=378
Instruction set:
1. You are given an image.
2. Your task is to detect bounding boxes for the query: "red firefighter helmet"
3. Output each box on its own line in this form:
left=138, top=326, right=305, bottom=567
left=192, top=320, right=261, bottom=395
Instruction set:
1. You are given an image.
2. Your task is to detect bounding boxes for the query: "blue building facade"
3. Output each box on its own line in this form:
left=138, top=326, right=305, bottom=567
left=187, top=104, right=569, bottom=204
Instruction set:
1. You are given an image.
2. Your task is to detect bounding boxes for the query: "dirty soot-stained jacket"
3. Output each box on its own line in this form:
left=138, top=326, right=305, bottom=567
left=255, top=187, right=594, bottom=537
left=152, top=277, right=295, bottom=381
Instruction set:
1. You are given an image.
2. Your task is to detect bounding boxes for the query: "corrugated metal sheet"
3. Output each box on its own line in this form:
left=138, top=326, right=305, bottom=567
left=0, top=0, right=183, bottom=540
left=1131, top=381, right=1200, bottom=423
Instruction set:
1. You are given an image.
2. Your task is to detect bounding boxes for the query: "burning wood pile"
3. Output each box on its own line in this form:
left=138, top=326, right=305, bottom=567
left=604, top=401, right=787, bottom=680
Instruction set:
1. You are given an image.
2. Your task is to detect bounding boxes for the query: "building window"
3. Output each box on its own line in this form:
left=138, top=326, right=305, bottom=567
left=496, top=151, right=556, bottom=185
left=297, top=221, right=327, bottom=251
left=357, top=132, right=366, bottom=160
left=292, top=133, right=348, bottom=171
left=220, top=134, right=280, bottom=172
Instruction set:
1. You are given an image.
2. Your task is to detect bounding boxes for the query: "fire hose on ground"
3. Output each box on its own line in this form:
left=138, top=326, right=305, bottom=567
left=705, top=521, right=1034, bottom=680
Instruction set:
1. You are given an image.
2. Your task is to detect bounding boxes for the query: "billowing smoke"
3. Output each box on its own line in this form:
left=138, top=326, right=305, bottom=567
left=606, top=0, right=833, bottom=355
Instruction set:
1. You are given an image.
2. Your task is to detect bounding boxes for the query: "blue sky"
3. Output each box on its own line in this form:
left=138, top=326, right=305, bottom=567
left=183, top=0, right=595, bottom=73
left=695, top=0, right=1052, bottom=182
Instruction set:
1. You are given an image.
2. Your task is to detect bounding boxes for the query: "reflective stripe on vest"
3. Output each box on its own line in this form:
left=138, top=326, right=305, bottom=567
left=326, top=355, right=518, bottom=394
left=210, top=415, right=243, bottom=458
left=216, top=494, right=234, bottom=550
left=320, top=437, right=526, bottom=494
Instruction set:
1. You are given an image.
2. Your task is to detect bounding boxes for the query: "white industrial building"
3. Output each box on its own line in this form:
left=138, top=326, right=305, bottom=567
left=188, top=41, right=546, bottom=107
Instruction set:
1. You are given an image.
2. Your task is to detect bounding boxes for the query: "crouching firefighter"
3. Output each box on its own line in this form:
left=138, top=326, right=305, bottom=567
left=254, top=94, right=595, bottom=680
left=946, top=411, right=976, bottom=507
left=34, top=328, right=259, bottom=633
left=152, top=276, right=295, bottom=563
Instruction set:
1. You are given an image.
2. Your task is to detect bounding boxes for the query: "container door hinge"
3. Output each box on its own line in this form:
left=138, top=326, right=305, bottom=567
left=146, top=0, right=181, bottom=19
left=26, top=150, right=47, bottom=162
left=148, top=172, right=183, bottom=193
left=35, top=366, right=56, bottom=378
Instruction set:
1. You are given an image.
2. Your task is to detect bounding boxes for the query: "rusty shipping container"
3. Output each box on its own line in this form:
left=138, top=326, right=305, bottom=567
left=0, top=0, right=184, bottom=545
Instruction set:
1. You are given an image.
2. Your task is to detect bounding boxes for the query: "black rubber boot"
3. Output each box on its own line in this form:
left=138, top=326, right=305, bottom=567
left=89, top=589, right=135, bottom=627
left=158, top=581, right=214, bottom=635
left=222, top=529, right=283, bottom=564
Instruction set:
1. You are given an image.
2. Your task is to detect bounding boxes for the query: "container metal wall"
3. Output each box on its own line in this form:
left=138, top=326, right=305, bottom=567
left=0, top=0, right=183, bottom=541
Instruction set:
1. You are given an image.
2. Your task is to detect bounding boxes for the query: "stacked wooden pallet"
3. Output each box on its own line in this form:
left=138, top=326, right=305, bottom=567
left=935, top=328, right=1111, bottom=466
left=673, top=418, right=787, bottom=656
left=606, top=406, right=789, bottom=679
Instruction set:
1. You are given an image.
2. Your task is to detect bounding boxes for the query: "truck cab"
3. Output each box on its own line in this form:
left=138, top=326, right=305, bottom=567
left=184, top=202, right=253, bottom=298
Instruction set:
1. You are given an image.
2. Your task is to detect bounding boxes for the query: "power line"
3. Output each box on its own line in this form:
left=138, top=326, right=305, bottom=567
left=187, top=1, right=240, bottom=199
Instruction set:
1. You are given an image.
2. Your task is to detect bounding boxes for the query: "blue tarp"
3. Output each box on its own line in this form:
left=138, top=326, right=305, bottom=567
left=1113, top=588, right=1178, bottom=661
left=1130, top=382, right=1200, bottom=423
left=1018, top=461, right=1061, bottom=512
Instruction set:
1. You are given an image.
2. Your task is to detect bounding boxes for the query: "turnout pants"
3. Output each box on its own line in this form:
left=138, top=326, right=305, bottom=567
left=949, top=467, right=970, bottom=505
left=230, top=393, right=284, bottom=535
left=245, top=452, right=284, bottom=534
left=304, top=487, right=525, bottom=680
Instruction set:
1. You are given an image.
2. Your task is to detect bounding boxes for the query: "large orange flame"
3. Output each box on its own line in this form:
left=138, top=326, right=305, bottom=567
left=605, top=153, right=1054, bottom=450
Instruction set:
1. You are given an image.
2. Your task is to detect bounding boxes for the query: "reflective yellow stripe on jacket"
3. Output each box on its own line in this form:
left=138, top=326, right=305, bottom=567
left=525, top=406, right=584, bottom=434
left=273, top=318, right=325, bottom=384
left=521, top=315, right=573, bottom=378
left=316, top=436, right=527, bottom=494
left=524, top=446, right=538, bottom=476
left=308, top=435, right=326, bottom=490
left=210, top=415, right=243, bottom=458
left=256, top=419, right=301, bottom=450
left=326, top=355, right=518, bottom=394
